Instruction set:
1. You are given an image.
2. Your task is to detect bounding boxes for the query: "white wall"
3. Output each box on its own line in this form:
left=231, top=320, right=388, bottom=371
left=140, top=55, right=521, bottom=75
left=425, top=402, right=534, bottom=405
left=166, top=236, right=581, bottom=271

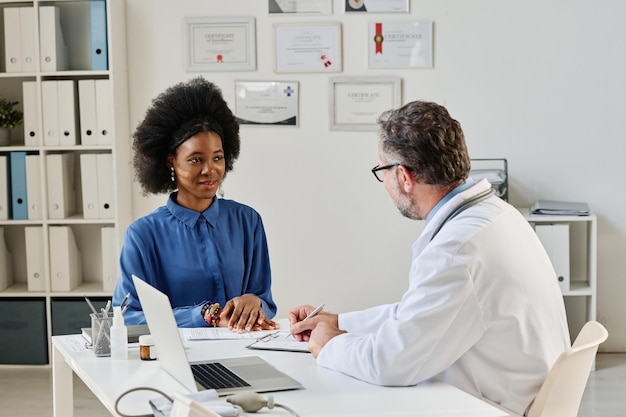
left=125, top=0, right=626, bottom=351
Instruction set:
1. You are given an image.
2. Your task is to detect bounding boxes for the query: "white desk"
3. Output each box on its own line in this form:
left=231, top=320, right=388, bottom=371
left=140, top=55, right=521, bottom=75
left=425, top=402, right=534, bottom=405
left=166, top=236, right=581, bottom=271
left=52, top=334, right=510, bottom=417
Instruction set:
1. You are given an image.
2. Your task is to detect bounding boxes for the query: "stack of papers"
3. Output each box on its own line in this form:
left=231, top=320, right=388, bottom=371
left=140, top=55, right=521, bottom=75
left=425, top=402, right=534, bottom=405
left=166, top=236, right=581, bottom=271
left=531, top=200, right=590, bottom=216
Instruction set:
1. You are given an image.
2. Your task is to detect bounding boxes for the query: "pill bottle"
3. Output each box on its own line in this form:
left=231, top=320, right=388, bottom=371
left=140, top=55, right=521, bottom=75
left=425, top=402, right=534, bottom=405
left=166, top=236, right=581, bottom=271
left=139, top=335, right=157, bottom=361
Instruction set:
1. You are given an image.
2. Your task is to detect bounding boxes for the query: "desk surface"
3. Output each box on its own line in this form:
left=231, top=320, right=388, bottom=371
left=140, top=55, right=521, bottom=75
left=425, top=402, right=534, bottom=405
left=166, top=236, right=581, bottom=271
left=52, top=333, right=509, bottom=417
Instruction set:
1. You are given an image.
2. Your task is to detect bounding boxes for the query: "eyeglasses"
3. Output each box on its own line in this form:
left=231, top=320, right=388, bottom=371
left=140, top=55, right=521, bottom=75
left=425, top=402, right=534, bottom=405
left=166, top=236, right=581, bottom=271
left=371, top=164, right=399, bottom=182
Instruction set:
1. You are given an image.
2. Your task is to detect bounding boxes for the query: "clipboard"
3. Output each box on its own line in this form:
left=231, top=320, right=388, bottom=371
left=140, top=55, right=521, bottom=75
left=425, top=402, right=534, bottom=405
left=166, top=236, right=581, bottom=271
left=246, top=331, right=310, bottom=353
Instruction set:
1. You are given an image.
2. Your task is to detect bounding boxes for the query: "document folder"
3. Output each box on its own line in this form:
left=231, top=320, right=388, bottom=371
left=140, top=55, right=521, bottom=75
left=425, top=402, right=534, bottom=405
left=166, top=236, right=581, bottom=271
left=101, top=226, right=118, bottom=292
left=4, top=7, right=21, bottom=73
left=22, top=81, right=40, bottom=146
left=46, top=153, right=76, bottom=219
left=25, top=226, right=45, bottom=292
left=9, top=152, right=28, bottom=220
left=531, top=200, right=590, bottom=216
left=39, top=6, right=68, bottom=71
left=49, top=226, right=82, bottom=292
left=89, top=1, right=108, bottom=70
left=42, top=81, right=59, bottom=146
left=25, top=154, right=42, bottom=220
left=0, top=156, right=8, bottom=220
left=57, top=80, right=78, bottom=146
left=19, top=7, right=36, bottom=72
left=78, top=80, right=98, bottom=145
left=0, top=228, right=13, bottom=291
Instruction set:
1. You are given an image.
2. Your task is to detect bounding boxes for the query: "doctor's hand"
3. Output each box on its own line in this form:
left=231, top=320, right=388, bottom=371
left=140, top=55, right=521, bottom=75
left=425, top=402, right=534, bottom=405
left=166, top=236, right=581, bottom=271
left=308, top=321, right=346, bottom=358
left=221, top=294, right=278, bottom=333
left=288, top=304, right=338, bottom=342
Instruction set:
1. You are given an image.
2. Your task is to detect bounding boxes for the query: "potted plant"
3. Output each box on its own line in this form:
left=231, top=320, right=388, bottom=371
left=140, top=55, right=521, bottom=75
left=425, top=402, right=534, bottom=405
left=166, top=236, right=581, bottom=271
left=0, top=96, right=24, bottom=146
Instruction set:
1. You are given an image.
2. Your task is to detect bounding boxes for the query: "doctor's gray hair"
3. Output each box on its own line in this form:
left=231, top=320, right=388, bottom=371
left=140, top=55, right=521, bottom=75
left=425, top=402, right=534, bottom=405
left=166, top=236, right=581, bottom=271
left=376, top=101, right=470, bottom=186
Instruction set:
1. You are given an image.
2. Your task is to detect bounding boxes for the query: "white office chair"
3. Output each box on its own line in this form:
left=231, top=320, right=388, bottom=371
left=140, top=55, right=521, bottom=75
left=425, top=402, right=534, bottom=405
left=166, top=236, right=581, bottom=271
left=525, top=320, right=608, bottom=417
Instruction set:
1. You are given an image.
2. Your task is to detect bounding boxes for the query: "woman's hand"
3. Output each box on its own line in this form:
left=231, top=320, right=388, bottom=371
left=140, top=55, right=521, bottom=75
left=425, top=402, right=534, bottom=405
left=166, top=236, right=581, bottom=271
left=220, top=294, right=278, bottom=333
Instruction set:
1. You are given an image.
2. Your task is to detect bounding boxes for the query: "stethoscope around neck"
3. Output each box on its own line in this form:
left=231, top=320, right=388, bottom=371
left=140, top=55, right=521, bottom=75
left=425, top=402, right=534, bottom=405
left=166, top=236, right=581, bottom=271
left=429, top=187, right=496, bottom=241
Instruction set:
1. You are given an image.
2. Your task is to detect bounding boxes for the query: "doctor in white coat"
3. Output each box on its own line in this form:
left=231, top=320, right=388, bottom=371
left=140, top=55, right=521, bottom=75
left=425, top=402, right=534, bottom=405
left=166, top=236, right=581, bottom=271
left=289, top=101, right=570, bottom=416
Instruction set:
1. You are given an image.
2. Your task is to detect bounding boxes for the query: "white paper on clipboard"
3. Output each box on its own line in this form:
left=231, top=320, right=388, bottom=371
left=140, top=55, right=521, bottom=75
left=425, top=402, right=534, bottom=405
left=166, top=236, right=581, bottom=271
left=246, top=331, right=310, bottom=353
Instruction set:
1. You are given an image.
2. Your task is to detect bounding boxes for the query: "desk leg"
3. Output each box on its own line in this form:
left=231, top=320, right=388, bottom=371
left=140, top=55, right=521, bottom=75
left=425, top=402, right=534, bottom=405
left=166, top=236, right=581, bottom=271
left=52, top=344, right=74, bottom=417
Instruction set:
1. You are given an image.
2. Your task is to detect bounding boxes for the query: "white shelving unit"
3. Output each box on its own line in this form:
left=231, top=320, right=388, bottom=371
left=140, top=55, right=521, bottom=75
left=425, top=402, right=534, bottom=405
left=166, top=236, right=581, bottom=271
left=0, top=0, right=131, bottom=365
left=520, top=208, right=597, bottom=339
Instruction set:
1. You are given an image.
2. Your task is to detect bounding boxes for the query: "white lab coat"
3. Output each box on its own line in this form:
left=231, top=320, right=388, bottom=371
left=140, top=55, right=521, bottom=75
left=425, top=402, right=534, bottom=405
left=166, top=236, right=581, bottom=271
left=317, top=179, right=570, bottom=416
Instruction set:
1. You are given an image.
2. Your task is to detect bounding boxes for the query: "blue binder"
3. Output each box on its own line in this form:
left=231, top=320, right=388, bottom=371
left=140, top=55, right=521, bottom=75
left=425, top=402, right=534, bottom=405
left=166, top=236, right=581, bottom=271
left=90, top=0, right=108, bottom=70
left=9, top=152, right=28, bottom=220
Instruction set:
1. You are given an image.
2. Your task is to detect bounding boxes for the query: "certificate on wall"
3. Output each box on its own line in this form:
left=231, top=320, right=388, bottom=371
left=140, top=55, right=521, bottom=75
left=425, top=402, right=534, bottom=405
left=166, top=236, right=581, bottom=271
left=345, top=0, right=409, bottom=13
left=235, top=81, right=299, bottom=126
left=183, top=17, right=256, bottom=72
left=269, top=0, right=333, bottom=14
left=329, top=77, right=401, bottom=131
left=274, top=23, right=342, bottom=73
left=368, top=21, right=433, bottom=69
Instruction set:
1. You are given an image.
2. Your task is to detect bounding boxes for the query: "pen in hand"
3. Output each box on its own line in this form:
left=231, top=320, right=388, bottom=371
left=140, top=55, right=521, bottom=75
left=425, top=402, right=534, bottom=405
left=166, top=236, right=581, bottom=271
left=303, top=303, right=325, bottom=322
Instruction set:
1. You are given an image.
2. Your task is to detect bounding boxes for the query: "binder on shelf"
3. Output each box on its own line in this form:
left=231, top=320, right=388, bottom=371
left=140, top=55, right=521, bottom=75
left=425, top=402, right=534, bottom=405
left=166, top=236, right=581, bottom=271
left=96, top=153, right=113, bottom=218
left=42, top=81, right=59, bottom=146
left=25, top=154, right=42, bottom=220
left=535, top=224, right=570, bottom=293
left=9, top=151, right=28, bottom=220
left=49, top=226, right=82, bottom=292
left=46, top=153, right=76, bottom=219
left=0, top=156, right=8, bottom=220
left=25, top=226, right=45, bottom=292
left=4, top=7, right=21, bottom=73
left=22, top=81, right=40, bottom=146
left=0, top=228, right=13, bottom=291
left=57, top=80, right=78, bottom=146
left=89, top=1, right=108, bottom=70
left=79, top=153, right=99, bottom=219
left=78, top=80, right=98, bottom=145
left=101, top=226, right=117, bottom=292
left=19, top=7, right=36, bottom=72
left=531, top=200, right=590, bottom=216
left=95, top=79, right=112, bottom=145
left=39, top=6, right=68, bottom=72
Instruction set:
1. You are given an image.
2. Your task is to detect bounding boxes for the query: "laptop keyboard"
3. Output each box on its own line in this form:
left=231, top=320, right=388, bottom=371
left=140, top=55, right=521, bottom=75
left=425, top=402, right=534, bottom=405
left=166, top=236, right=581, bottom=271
left=191, top=362, right=251, bottom=390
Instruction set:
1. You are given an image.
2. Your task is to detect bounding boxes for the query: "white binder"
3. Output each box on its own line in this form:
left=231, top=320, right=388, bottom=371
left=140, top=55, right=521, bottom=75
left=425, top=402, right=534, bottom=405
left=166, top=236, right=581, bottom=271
left=39, top=6, right=68, bottom=71
left=22, top=81, right=40, bottom=146
left=25, top=154, right=42, bottom=220
left=0, top=228, right=13, bottom=291
left=57, top=80, right=78, bottom=146
left=3, top=7, right=21, bottom=72
left=49, top=226, right=82, bottom=292
left=46, top=153, right=76, bottom=219
left=19, top=7, right=36, bottom=72
left=0, top=156, right=8, bottom=220
left=42, top=81, right=59, bottom=146
left=79, top=153, right=99, bottom=219
left=25, top=226, right=45, bottom=292
left=95, top=79, right=112, bottom=145
left=78, top=80, right=98, bottom=145
left=101, top=226, right=118, bottom=292
left=96, top=153, right=114, bottom=218
left=535, top=224, right=570, bottom=293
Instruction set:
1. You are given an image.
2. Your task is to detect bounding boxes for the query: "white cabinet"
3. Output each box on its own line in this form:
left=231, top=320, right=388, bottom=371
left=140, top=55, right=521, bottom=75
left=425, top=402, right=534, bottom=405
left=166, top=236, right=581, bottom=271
left=0, top=0, right=131, bottom=365
left=521, top=209, right=597, bottom=338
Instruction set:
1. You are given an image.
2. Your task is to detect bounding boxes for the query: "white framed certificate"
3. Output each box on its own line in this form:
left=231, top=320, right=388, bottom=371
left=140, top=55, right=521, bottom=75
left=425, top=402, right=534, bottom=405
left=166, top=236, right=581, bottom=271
left=329, top=76, right=402, bottom=131
left=269, top=0, right=333, bottom=15
left=369, top=21, right=433, bottom=69
left=183, top=16, right=256, bottom=72
left=346, top=0, right=409, bottom=13
left=274, top=23, right=342, bottom=73
left=235, top=81, right=299, bottom=126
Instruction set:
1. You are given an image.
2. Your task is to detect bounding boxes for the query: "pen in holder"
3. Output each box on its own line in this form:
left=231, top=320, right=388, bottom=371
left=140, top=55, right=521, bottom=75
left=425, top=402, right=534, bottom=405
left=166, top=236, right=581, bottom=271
left=90, top=311, right=113, bottom=357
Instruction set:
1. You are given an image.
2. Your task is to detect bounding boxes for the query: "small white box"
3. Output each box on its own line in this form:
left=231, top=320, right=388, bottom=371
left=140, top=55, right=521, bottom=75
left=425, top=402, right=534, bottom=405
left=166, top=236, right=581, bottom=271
left=535, top=224, right=570, bottom=293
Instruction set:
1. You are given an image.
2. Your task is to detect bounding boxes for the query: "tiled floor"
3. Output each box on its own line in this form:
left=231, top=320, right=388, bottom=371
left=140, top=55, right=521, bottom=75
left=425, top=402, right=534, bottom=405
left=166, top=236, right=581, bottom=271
left=0, top=353, right=624, bottom=417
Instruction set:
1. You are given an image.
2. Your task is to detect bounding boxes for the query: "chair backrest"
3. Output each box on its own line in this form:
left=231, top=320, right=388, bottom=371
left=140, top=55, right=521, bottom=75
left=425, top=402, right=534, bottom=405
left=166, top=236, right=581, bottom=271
left=526, top=321, right=608, bottom=417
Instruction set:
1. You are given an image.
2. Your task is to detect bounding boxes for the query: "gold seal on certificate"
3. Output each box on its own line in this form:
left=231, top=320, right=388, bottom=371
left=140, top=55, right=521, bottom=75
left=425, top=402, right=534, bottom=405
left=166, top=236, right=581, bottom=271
left=235, top=81, right=299, bottom=126
left=368, top=21, right=433, bottom=69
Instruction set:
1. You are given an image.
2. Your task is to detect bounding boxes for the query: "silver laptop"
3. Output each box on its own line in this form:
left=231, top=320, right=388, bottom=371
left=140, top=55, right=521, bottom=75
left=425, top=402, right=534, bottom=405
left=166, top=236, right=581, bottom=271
left=132, top=275, right=303, bottom=395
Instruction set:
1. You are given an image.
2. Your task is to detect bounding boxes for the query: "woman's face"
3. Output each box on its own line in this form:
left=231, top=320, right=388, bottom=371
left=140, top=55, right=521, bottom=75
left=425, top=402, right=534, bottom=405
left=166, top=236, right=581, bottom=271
left=168, top=131, right=225, bottom=212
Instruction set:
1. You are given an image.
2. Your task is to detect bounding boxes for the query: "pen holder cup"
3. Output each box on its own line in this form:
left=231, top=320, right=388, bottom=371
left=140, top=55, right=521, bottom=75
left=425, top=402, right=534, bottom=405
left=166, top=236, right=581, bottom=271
left=90, top=312, right=113, bottom=357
